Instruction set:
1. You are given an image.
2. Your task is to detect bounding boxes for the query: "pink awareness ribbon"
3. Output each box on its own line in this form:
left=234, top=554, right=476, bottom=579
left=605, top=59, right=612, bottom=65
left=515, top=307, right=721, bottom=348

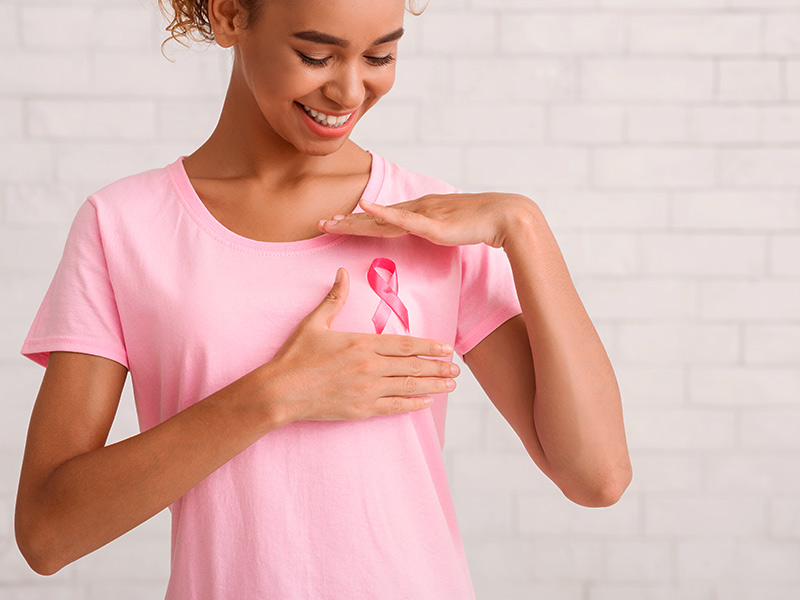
left=367, top=257, right=410, bottom=334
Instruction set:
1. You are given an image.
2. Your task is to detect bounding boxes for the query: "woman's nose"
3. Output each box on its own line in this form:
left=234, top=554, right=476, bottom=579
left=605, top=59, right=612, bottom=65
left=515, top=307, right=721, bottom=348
left=323, top=64, right=366, bottom=111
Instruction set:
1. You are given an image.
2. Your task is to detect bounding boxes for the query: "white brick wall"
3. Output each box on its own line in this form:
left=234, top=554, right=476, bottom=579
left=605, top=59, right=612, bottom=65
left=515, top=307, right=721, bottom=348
left=3, top=1, right=799, bottom=598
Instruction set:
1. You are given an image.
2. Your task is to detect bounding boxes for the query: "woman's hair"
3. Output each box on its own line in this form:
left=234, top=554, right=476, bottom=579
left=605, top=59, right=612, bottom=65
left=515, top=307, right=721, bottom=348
left=157, top=0, right=430, bottom=57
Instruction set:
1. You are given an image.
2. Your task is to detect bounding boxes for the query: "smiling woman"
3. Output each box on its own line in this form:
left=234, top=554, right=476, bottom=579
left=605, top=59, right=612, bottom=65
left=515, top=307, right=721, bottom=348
left=15, top=0, right=631, bottom=597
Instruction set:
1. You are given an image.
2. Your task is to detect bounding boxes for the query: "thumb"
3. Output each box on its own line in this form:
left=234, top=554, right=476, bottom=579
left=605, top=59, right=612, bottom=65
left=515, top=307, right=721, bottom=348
left=311, top=267, right=349, bottom=329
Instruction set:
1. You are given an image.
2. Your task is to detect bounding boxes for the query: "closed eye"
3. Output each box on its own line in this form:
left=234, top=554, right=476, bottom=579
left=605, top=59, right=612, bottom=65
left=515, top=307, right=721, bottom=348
left=297, top=52, right=396, bottom=68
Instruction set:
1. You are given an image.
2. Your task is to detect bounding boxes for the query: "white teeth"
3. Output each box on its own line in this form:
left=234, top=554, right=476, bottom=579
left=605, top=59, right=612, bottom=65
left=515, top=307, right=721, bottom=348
left=301, top=103, right=352, bottom=127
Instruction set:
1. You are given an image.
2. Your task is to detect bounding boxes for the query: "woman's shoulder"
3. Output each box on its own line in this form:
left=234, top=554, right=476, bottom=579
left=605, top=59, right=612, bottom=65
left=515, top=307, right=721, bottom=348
left=85, top=158, right=179, bottom=217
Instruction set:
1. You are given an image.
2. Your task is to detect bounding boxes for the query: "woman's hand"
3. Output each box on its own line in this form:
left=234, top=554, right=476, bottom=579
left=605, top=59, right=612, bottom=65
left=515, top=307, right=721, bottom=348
left=317, top=192, right=533, bottom=249
left=266, top=267, right=460, bottom=424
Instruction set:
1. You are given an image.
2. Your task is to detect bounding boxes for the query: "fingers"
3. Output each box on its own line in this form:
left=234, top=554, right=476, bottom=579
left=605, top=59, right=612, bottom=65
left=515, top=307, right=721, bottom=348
left=373, top=334, right=453, bottom=358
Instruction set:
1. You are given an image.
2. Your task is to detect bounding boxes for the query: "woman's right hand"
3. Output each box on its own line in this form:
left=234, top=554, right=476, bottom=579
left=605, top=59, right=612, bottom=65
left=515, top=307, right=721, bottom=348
left=266, top=267, right=460, bottom=424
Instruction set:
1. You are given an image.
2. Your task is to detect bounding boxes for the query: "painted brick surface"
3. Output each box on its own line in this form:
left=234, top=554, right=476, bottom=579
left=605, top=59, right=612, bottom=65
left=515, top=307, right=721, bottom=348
left=3, top=1, right=799, bottom=598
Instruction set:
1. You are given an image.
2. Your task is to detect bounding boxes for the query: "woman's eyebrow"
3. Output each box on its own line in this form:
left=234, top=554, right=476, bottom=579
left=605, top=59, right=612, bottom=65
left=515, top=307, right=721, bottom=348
left=290, top=27, right=404, bottom=48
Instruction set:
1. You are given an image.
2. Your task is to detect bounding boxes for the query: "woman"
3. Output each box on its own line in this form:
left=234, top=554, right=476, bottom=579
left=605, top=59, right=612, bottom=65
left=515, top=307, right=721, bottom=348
left=15, top=0, right=632, bottom=598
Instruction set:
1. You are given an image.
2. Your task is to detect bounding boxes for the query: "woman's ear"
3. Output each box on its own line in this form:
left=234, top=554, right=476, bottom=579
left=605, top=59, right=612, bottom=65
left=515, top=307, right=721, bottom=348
left=207, top=0, right=248, bottom=48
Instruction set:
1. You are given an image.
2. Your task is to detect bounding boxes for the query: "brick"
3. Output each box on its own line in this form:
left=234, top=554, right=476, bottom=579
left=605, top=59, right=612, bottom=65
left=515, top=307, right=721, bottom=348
left=626, top=106, right=688, bottom=143
left=606, top=540, right=672, bottom=582
left=769, top=495, right=800, bottom=538
left=672, top=190, right=800, bottom=230
left=0, top=143, right=53, bottom=182
left=465, top=146, right=590, bottom=188
left=4, top=182, right=84, bottom=225
left=29, top=100, right=156, bottom=140
left=419, top=101, right=546, bottom=143
left=646, top=496, right=765, bottom=536
left=391, top=57, right=449, bottom=101
left=0, top=50, right=91, bottom=95
left=451, top=451, right=556, bottom=493
left=535, top=190, right=669, bottom=231
left=599, top=0, right=725, bottom=6
left=420, top=12, right=495, bottom=55
left=594, top=147, right=715, bottom=188
left=745, top=324, right=800, bottom=364
left=640, top=233, right=765, bottom=277
left=556, top=232, right=639, bottom=276
left=740, top=409, right=800, bottom=450
left=623, top=408, right=736, bottom=450
left=707, top=455, right=800, bottom=494
left=629, top=14, right=761, bottom=55
left=771, top=234, right=800, bottom=275
left=518, top=491, right=640, bottom=536
left=761, top=107, right=800, bottom=141
left=718, top=60, right=782, bottom=101
left=713, top=585, right=800, bottom=600
left=453, top=58, right=578, bottom=101
left=444, top=405, right=483, bottom=450
left=700, top=281, right=800, bottom=320
left=501, top=13, right=626, bottom=55
left=582, top=59, right=714, bottom=101
left=527, top=540, right=606, bottom=581
left=91, top=50, right=227, bottom=98
left=764, top=13, right=800, bottom=54
left=578, top=280, right=695, bottom=320
left=0, top=99, right=24, bottom=140
left=625, top=455, right=703, bottom=493
left=0, top=5, right=18, bottom=48
left=689, top=106, right=762, bottom=143
left=158, top=99, right=226, bottom=141
left=690, top=367, right=800, bottom=406
left=463, top=538, right=529, bottom=583
left=589, top=585, right=714, bottom=600
left=54, top=143, right=178, bottom=184
left=677, top=540, right=800, bottom=583
left=474, top=581, right=583, bottom=600
left=616, top=323, right=739, bottom=365
left=451, top=490, right=514, bottom=536
left=550, top=105, right=624, bottom=143
left=785, top=60, right=800, bottom=100
left=723, top=148, right=800, bottom=186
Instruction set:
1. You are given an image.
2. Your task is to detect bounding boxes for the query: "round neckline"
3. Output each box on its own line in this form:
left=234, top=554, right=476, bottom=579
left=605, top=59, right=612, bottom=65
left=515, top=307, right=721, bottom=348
left=167, top=149, right=385, bottom=255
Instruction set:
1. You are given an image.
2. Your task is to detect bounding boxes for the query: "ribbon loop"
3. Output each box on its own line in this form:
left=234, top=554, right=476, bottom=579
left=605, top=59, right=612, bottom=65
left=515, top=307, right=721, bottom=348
left=367, top=257, right=410, bottom=334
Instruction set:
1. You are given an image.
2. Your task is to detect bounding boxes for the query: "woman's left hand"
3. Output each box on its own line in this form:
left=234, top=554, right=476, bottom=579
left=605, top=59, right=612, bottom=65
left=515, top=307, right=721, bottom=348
left=317, top=192, right=534, bottom=249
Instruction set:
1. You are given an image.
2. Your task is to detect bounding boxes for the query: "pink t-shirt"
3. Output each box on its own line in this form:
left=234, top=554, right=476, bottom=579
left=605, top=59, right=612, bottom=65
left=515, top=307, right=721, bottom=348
left=21, top=150, right=522, bottom=599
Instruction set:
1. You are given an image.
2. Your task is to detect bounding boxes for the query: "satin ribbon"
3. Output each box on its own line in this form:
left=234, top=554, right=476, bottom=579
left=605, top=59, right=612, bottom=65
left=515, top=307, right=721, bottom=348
left=367, top=257, right=410, bottom=334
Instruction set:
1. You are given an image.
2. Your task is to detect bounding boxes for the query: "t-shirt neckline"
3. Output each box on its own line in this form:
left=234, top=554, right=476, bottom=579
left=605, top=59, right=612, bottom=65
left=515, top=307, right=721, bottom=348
left=167, top=149, right=385, bottom=255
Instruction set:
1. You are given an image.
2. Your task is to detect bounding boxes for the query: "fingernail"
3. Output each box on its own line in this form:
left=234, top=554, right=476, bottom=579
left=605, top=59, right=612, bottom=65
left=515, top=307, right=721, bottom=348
left=332, top=214, right=346, bottom=221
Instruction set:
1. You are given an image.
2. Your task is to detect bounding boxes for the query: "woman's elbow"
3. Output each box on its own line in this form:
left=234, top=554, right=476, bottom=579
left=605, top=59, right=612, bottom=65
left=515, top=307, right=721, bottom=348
left=564, top=462, right=633, bottom=508
left=15, top=508, right=66, bottom=576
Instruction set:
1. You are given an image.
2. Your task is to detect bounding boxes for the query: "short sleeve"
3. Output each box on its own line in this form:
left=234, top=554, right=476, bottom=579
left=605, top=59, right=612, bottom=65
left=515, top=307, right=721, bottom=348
left=20, top=198, right=129, bottom=370
left=453, top=241, right=523, bottom=362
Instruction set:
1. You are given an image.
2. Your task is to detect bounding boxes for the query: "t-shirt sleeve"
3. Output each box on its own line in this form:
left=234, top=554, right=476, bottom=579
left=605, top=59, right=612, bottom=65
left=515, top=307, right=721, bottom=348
left=451, top=193, right=523, bottom=361
left=20, top=197, right=129, bottom=370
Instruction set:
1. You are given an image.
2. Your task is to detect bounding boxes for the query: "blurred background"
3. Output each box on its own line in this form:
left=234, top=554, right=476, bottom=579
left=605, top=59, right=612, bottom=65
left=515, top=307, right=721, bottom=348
left=2, top=0, right=800, bottom=598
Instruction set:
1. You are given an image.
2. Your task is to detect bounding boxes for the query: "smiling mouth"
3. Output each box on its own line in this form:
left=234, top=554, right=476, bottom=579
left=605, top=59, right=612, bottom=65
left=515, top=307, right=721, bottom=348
left=297, top=102, right=356, bottom=127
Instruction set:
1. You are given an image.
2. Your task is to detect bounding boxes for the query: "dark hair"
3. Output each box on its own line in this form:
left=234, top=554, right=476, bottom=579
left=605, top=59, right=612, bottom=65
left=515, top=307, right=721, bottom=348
left=157, top=0, right=430, bottom=59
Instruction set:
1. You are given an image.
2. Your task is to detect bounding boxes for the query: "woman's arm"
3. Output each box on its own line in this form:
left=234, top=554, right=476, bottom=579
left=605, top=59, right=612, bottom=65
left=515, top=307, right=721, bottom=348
left=15, top=350, right=284, bottom=576
left=495, top=198, right=632, bottom=506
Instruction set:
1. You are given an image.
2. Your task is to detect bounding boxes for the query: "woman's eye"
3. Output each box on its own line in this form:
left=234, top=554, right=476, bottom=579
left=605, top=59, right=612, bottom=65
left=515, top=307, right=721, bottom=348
left=297, top=51, right=396, bottom=68
left=297, top=52, right=329, bottom=67
left=367, top=54, right=396, bottom=66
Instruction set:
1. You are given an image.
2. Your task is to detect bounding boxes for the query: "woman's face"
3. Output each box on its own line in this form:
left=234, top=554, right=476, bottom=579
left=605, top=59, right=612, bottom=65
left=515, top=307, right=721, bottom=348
left=227, top=0, right=405, bottom=155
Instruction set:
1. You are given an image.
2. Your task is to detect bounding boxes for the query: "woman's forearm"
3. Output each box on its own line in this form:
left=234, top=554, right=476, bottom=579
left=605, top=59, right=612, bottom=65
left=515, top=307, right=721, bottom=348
left=502, top=198, right=632, bottom=506
left=18, top=362, right=286, bottom=576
